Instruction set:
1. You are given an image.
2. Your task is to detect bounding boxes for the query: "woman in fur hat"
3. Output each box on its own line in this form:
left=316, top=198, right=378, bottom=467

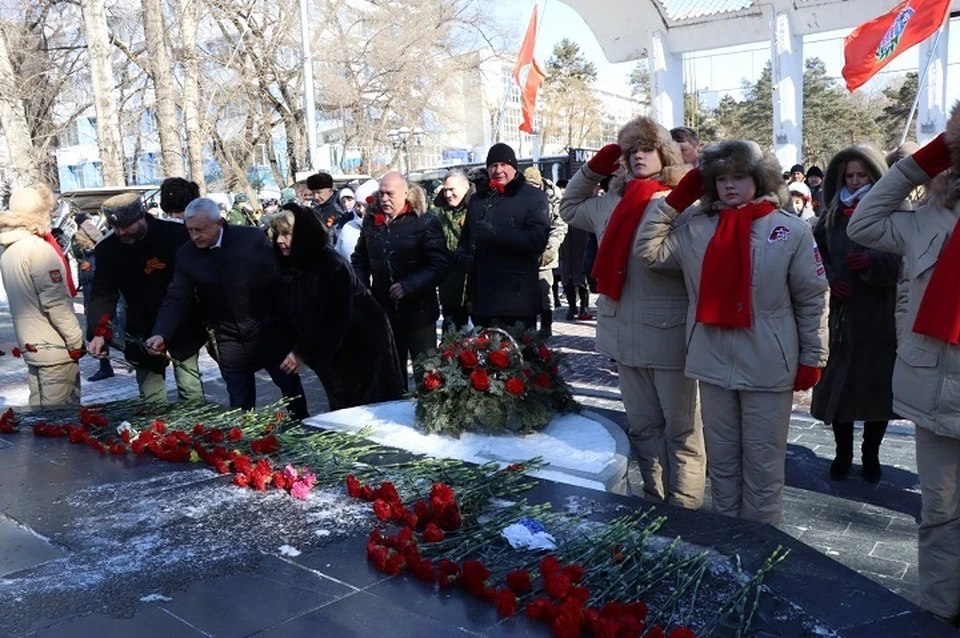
left=635, top=141, right=828, bottom=525
left=810, top=145, right=902, bottom=483
left=559, top=116, right=706, bottom=509
left=847, top=108, right=960, bottom=627
left=0, top=184, right=85, bottom=406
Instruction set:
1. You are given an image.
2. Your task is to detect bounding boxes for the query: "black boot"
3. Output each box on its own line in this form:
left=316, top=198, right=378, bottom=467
left=861, top=421, right=888, bottom=483
left=577, top=286, right=594, bottom=320
left=87, top=357, right=115, bottom=382
left=563, top=284, right=576, bottom=321
left=830, top=422, right=854, bottom=480
left=552, top=280, right=562, bottom=308
left=538, top=310, right=553, bottom=340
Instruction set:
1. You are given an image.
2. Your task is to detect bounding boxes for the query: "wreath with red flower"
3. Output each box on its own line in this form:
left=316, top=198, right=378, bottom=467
left=413, top=326, right=579, bottom=437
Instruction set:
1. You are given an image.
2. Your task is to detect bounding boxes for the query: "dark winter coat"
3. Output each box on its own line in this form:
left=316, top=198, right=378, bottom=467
left=811, top=208, right=900, bottom=423
left=351, top=204, right=449, bottom=333
left=455, top=173, right=550, bottom=318
left=559, top=226, right=589, bottom=285
left=431, top=189, right=472, bottom=309
left=153, top=224, right=292, bottom=373
left=809, top=183, right=827, bottom=218
left=89, top=215, right=207, bottom=372
left=282, top=205, right=405, bottom=410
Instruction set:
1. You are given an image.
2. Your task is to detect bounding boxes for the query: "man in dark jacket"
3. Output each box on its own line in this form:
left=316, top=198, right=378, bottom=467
left=87, top=194, right=206, bottom=403
left=306, top=172, right=343, bottom=235
left=431, top=170, right=472, bottom=332
left=806, top=166, right=826, bottom=218
left=352, top=172, right=448, bottom=382
left=455, top=143, right=550, bottom=329
left=146, top=198, right=308, bottom=419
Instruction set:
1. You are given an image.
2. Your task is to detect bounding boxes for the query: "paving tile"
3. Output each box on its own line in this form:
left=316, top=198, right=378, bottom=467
left=365, top=575, right=502, bottom=634
left=288, top=535, right=391, bottom=591
left=27, top=605, right=208, bottom=638
left=840, top=609, right=948, bottom=637
left=0, top=513, right=64, bottom=577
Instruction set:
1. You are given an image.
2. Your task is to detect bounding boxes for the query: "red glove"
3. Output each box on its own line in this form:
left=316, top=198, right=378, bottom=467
left=665, top=167, right=705, bottom=212
left=794, top=365, right=822, bottom=391
left=844, top=251, right=870, bottom=271
left=587, top=144, right=622, bottom=176
left=911, top=132, right=951, bottom=177
left=830, top=278, right=854, bottom=299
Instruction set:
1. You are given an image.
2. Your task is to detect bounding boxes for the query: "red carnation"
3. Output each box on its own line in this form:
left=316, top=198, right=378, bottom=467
left=68, top=349, right=85, bottom=361
left=563, top=564, right=585, bottom=583
left=437, top=503, right=462, bottom=530
left=646, top=626, right=666, bottom=638
left=233, top=472, right=249, bottom=487
left=430, top=482, right=455, bottom=507
left=525, top=597, right=556, bottom=622
left=210, top=429, right=225, bottom=443
left=374, top=213, right=387, bottom=226
left=470, top=369, right=490, bottom=391
left=192, top=423, right=204, bottom=436
left=458, top=349, right=479, bottom=369
left=505, top=569, right=531, bottom=594
left=487, top=350, right=510, bottom=369
left=505, top=377, right=524, bottom=396
left=422, top=523, right=445, bottom=543
left=423, top=372, right=442, bottom=391
left=345, top=474, right=362, bottom=498
left=474, top=334, right=490, bottom=349
left=228, top=427, right=243, bottom=441
left=495, top=588, right=517, bottom=617
left=11, top=347, right=21, bottom=358
left=441, top=349, right=455, bottom=361
left=537, top=343, right=553, bottom=362
left=533, top=373, right=551, bottom=388
left=669, top=628, right=696, bottom=638
left=540, top=555, right=563, bottom=576
left=488, top=179, right=505, bottom=194
left=372, top=498, right=393, bottom=521
left=365, top=195, right=375, bottom=204
left=544, top=573, right=571, bottom=600
left=551, top=614, right=580, bottom=638
left=24, top=343, right=38, bottom=353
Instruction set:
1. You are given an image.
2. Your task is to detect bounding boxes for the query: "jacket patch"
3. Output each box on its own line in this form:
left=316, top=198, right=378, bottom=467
left=813, top=245, right=826, bottom=278
left=49, top=269, right=62, bottom=283
left=768, top=225, right=791, bottom=244
left=144, top=257, right=167, bottom=275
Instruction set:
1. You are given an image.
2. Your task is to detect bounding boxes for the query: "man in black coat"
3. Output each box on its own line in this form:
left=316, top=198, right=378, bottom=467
left=351, top=171, right=448, bottom=383
left=146, top=198, right=308, bottom=419
left=454, top=143, right=550, bottom=329
left=87, top=193, right=206, bottom=403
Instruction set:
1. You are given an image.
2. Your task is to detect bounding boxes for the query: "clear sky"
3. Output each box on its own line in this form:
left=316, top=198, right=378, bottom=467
left=497, top=1, right=960, bottom=107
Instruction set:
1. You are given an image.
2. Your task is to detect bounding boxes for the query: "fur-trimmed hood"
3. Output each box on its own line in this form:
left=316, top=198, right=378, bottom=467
left=612, top=116, right=687, bottom=194
left=823, top=144, right=887, bottom=208
left=0, top=184, right=56, bottom=236
left=698, top=140, right=789, bottom=210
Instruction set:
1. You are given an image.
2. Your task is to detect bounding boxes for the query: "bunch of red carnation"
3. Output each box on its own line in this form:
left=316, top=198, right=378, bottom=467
left=345, top=477, right=463, bottom=534
left=0, top=408, right=18, bottom=434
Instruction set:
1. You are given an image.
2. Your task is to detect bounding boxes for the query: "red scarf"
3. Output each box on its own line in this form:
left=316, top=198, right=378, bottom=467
left=41, top=232, right=77, bottom=297
left=590, top=179, right=670, bottom=301
left=913, top=219, right=960, bottom=343
left=696, top=200, right=777, bottom=329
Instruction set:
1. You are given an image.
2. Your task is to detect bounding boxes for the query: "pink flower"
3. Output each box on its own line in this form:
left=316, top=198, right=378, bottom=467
left=290, top=480, right=311, bottom=500
left=301, top=470, right=317, bottom=488
left=284, top=464, right=299, bottom=481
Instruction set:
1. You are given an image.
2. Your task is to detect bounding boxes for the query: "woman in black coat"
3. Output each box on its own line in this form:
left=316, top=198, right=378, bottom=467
left=273, top=204, right=406, bottom=411
left=811, top=145, right=902, bottom=483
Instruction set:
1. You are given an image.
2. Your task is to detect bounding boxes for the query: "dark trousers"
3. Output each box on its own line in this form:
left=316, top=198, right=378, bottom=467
left=221, top=361, right=308, bottom=420
left=474, top=316, right=537, bottom=332
left=441, top=305, right=470, bottom=334
left=395, top=324, right=437, bottom=388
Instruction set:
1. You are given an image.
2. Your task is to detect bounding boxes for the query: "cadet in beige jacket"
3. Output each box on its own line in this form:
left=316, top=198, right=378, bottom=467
left=560, top=116, right=705, bottom=508
left=847, top=112, right=960, bottom=626
left=636, top=141, right=828, bottom=525
left=0, top=185, right=84, bottom=406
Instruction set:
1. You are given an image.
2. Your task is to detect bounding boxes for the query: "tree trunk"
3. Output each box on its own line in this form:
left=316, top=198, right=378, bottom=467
left=178, top=0, right=204, bottom=192
left=142, top=0, right=183, bottom=178
left=80, top=0, right=125, bottom=186
left=0, top=24, right=42, bottom=187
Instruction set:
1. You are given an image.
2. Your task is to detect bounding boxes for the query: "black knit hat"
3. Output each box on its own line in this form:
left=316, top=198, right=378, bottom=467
left=806, top=166, right=824, bottom=179
left=306, top=172, right=333, bottom=190
left=789, top=164, right=804, bottom=174
left=486, top=143, right=518, bottom=170
left=102, top=192, right=145, bottom=227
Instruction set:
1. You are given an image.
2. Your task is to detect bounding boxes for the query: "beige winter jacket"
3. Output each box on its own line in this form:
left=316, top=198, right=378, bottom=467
left=0, top=229, right=83, bottom=366
left=635, top=199, right=829, bottom=392
left=559, top=165, right=689, bottom=369
left=847, top=156, right=960, bottom=439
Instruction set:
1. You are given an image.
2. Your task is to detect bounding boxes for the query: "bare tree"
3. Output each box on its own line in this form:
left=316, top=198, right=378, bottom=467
left=177, top=0, right=204, bottom=189
left=0, top=22, right=43, bottom=186
left=141, top=0, right=183, bottom=178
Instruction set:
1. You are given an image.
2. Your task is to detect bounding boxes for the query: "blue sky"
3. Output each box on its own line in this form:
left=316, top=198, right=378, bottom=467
left=497, top=1, right=958, bottom=104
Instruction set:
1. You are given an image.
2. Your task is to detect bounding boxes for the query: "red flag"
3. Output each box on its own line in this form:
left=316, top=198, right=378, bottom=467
left=842, top=0, right=951, bottom=92
left=512, top=6, right=546, bottom=134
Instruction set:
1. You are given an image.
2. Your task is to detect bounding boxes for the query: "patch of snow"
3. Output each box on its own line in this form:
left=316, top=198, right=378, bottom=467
left=315, top=529, right=331, bottom=537
left=139, top=593, right=172, bottom=602
left=278, top=545, right=301, bottom=557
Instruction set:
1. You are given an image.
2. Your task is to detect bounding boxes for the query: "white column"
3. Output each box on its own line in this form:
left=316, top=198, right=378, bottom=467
left=771, top=11, right=803, bottom=170
left=917, top=21, right=949, bottom=145
left=299, top=0, right=318, bottom=171
left=648, top=30, right=683, bottom=129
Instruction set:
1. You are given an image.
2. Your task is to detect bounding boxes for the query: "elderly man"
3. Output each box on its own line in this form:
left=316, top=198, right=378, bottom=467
left=147, top=198, right=308, bottom=419
left=670, top=127, right=701, bottom=166
left=306, top=172, right=342, bottom=232
left=454, top=143, right=549, bottom=329
left=524, top=167, right=567, bottom=339
left=351, top=172, right=448, bottom=382
left=88, top=193, right=206, bottom=404
left=0, top=184, right=84, bottom=406
left=432, top=170, right=473, bottom=332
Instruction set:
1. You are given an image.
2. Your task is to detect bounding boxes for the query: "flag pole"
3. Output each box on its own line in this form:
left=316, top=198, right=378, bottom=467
left=900, top=26, right=944, bottom=146
left=533, top=1, right=547, bottom=161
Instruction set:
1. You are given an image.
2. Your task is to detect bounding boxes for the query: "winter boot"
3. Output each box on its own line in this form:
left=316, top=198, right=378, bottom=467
left=538, top=310, right=553, bottom=340
left=861, top=421, right=888, bottom=483
left=87, top=357, right=115, bottom=382
left=829, top=422, right=854, bottom=480
left=552, top=280, right=562, bottom=308
left=563, top=284, right=576, bottom=321
left=577, top=286, right=594, bottom=320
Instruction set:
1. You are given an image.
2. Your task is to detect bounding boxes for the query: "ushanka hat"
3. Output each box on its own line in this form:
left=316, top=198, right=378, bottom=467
left=102, top=192, right=145, bottom=227
left=306, top=172, right=334, bottom=190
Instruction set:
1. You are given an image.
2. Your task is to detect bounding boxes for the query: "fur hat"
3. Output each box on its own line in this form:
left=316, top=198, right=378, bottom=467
left=102, top=192, right=145, bottom=227
left=486, top=143, right=518, bottom=170
left=698, top=140, right=789, bottom=209
left=160, top=177, right=200, bottom=214
left=615, top=116, right=687, bottom=189
left=823, top=144, right=887, bottom=208
left=306, top=172, right=333, bottom=191
left=0, top=184, right=55, bottom=235
left=523, top=167, right=543, bottom=187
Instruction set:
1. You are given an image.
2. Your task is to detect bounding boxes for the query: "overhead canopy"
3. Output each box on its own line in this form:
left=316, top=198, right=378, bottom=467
left=558, top=0, right=960, bottom=62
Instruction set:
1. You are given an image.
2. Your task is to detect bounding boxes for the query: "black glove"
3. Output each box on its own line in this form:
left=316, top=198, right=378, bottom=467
left=456, top=252, right=475, bottom=273
left=473, top=220, right=497, bottom=245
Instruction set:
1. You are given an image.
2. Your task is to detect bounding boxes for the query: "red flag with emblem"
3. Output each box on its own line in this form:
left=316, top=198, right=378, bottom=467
left=842, top=0, right=951, bottom=92
left=512, top=6, right=546, bottom=134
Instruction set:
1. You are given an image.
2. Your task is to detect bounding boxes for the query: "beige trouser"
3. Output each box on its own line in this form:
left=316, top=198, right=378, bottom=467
left=699, top=382, right=792, bottom=524
left=916, top=426, right=960, bottom=618
left=618, top=363, right=705, bottom=508
left=27, top=362, right=81, bottom=407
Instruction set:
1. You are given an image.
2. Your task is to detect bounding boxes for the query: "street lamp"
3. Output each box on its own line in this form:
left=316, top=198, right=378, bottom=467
left=387, top=126, right=425, bottom=177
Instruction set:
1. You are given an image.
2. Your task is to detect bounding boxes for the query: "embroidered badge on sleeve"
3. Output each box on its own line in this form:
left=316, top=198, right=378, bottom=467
left=768, top=225, right=791, bottom=244
left=49, top=269, right=63, bottom=283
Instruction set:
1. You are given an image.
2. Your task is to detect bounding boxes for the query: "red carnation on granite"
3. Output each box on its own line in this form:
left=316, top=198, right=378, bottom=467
left=505, top=569, right=531, bottom=594
left=422, top=523, right=445, bottom=543
left=228, top=427, right=243, bottom=441
left=495, top=588, right=517, bottom=617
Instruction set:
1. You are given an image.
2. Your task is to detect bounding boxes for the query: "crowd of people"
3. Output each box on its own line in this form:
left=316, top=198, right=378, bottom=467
left=4, top=109, right=960, bottom=626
